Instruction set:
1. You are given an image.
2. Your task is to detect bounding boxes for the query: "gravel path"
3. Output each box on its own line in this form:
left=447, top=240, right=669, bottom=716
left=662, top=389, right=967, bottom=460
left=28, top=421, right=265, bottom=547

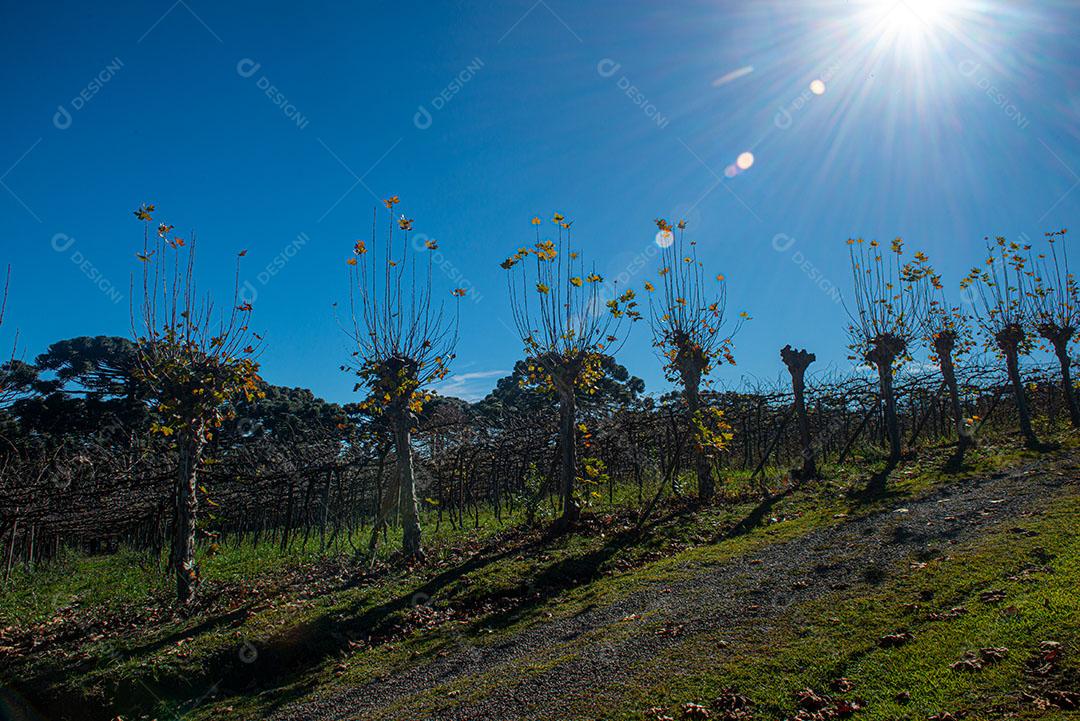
left=272, top=455, right=1077, bottom=721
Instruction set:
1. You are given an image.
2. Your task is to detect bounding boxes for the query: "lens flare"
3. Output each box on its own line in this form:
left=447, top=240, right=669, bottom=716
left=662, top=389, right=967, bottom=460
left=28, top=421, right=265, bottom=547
left=736, top=152, right=755, bottom=170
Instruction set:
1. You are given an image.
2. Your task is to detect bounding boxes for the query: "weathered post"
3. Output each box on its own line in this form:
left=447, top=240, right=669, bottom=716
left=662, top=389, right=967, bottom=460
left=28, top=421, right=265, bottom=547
left=781, top=345, right=817, bottom=479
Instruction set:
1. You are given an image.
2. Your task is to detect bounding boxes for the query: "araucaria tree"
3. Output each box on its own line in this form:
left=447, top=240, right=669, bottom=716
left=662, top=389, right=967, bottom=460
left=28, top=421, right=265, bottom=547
left=1028, top=229, right=1080, bottom=428
left=343, top=197, right=457, bottom=560
left=502, top=213, right=640, bottom=527
left=907, top=252, right=976, bottom=455
left=647, top=219, right=743, bottom=499
left=846, top=237, right=920, bottom=468
left=131, top=205, right=263, bottom=605
left=963, top=236, right=1040, bottom=448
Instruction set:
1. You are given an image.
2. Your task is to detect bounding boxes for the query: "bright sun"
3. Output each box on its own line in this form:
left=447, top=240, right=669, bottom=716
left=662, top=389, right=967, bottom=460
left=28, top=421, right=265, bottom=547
left=887, top=0, right=947, bottom=33
left=864, top=0, right=954, bottom=41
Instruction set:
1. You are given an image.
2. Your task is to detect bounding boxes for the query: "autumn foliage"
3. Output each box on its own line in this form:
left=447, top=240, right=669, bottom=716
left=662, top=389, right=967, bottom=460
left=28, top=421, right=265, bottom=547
left=647, top=218, right=743, bottom=498
left=502, top=213, right=640, bottom=525
left=131, top=204, right=263, bottom=604
left=342, top=197, right=459, bottom=558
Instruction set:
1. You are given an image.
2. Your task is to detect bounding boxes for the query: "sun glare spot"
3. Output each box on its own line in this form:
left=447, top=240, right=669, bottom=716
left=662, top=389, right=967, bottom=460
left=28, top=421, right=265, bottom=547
left=865, top=0, right=953, bottom=39
left=736, top=152, right=755, bottom=170
left=655, top=230, right=674, bottom=248
left=810, top=79, right=826, bottom=95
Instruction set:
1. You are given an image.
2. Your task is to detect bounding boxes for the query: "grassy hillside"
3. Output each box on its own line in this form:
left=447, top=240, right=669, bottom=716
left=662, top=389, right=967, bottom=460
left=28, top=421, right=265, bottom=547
left=1, top=436, right=1078, bottom=721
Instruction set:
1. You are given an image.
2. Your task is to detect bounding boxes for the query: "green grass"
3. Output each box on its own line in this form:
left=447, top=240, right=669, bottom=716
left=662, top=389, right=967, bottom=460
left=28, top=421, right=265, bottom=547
left=584, top=494, right=1080, bottom=720
left=0, top=433, right=1072, bottom=721
left=0, top=547, right=167, bottom=626
left=0, top=497, right=545, bottom=628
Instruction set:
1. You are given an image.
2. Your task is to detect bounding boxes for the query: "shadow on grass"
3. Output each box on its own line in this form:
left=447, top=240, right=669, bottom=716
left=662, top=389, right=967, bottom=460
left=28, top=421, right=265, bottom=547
left=454, top=491, right=801, bottom=646
left=844, top=458, right=910, bottom=508
left=1030, top=440, right=1061, bottom=454
left=14, top=487, right=832, bottom=721
left=720, top=488, right=795, bottom=539
left=198, top=439, right=1069, bottom=718
left=943, top=444, right=971, bottom=475
left=15, top=538, right=531, bottom=721
left=225, top=494, right=793, bottom=718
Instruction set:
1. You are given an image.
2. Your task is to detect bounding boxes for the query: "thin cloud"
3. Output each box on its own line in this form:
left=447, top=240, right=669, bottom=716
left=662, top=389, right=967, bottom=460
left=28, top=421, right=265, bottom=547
left=434, top=369, right=508, bottom=401
left=711, top=65, right=754, bottom=88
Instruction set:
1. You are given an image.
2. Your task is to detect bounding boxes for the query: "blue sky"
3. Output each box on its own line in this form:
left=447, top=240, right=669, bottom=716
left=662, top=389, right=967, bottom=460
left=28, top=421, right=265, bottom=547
left=2, top=0, right=1080, bottom=402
